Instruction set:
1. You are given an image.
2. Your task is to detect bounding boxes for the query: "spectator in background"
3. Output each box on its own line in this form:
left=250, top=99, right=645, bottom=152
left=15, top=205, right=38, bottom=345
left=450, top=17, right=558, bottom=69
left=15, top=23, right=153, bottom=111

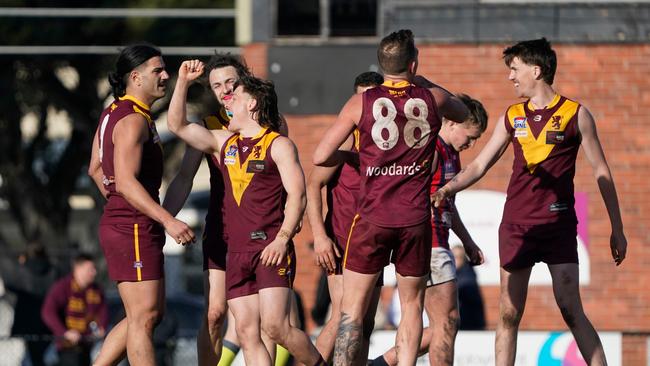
left=452, top=245, right=486, bottom=330
left=0, top=243, right=58, bottom=366
left=41, top=253, right=108, bottom=366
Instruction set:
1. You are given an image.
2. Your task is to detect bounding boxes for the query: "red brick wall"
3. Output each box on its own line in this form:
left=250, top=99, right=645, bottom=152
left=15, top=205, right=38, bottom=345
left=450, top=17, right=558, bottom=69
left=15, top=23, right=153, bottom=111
left=244, top=43, right=650, bottom=364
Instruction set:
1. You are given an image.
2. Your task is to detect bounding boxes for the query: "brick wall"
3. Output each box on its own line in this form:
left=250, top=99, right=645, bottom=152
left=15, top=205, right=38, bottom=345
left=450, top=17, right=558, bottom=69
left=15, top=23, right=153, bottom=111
left=244, top=43, right=650, bottom=364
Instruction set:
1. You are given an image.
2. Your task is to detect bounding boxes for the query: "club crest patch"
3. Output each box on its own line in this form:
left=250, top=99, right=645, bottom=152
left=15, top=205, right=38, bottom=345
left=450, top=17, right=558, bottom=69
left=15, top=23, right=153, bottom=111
left=514, top=117, right=527, bottom=129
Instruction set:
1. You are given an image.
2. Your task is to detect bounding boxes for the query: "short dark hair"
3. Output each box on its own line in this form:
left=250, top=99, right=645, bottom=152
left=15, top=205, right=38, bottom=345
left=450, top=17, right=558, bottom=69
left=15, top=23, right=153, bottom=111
left=72, top=252, right=95, bottom=267
left=377, top=29, right=417, bottom=75
left=353, top=71, right=384, bottom=92
left=457, top=94, right=488, bottom=133
left=108, top=43, right=161, bottom=99
left=234, top=75, right=281, bottom=132
left=503, top=38, right=557, bottom=85
left=204, top=52, right=251, bottom=81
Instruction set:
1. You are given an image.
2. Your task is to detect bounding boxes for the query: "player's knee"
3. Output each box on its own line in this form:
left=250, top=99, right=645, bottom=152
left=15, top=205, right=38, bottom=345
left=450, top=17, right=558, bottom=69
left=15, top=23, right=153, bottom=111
left=261, top=319, right=287, bottom=344
left=206, top=304, right=227, bottom=329
left=500, top=307, right=522, bottom=329
left=131, top=308, right=163, bottom=333
left=234, top=321, right=257, bottom=345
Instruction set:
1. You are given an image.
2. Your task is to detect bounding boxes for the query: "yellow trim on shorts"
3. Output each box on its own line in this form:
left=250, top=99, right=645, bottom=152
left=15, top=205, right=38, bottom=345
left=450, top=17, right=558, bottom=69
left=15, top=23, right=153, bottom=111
left=343, top=214, right=361, bottom=269
left=133, top=223, right=142, bottom=281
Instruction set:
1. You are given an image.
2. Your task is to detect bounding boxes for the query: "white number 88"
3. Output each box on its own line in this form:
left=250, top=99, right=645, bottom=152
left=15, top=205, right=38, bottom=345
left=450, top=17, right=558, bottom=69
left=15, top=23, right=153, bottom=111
left=371, top=97, right=430, bottom=150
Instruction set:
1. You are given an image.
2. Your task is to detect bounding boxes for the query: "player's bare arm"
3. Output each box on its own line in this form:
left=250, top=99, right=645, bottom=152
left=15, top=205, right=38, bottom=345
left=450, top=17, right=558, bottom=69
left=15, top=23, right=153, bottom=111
left=88, top=128, right=108, bottom=199
left=577, top=106, right=627, bottom=265
left=433, top=115, right=511, bottom=207
left=312, top=94, right=361, bottom=167
left=412, top=74, right=470, bottom=123
left=168, top=60, right=231, bottom=156
left=162, top=146, right=203, bottom=216
left=260, top=137, right=307, bottom=267
left=430, top=86, right=470, bottom=124
left=113, top=113, right=195, bottom=245
left=306, top=135, right=355, bottom=272
left=450, top=204, right=484, bottom=265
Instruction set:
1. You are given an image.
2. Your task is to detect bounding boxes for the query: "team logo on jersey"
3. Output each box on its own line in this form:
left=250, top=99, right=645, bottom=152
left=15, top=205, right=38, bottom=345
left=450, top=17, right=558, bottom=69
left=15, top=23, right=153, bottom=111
left=277, top=267, right=292, bottom=277
left=241, top=146, right=249, bottom=153
left=533, top=114, right=542, bottom=122
left=133, top=261, right=143, bottom=268
left=253, top=145, right=262, bottom=159
left=224, top=145, right=238, bottom=165
left=514, top=130, right=528, bottom=138
left=513, top=117, right=527, bottom=129
left=546, top=131, right=565, bottom=144
left=551, top=115, right=562, bottom=129
left=246, top=160, right=265, bottom=173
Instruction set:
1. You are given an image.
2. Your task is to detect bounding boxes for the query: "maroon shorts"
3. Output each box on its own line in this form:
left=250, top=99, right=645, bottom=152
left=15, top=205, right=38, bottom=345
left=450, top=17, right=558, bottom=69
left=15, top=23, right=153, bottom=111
left=343, top=216, right=431, bottom=277
left=202, top=219, right=227, bottom=271
left=329, top=234, right=384, bottom=286
left=499, top=222, right=578, bottom=271
left=329, top=234, right=348, bottom=276
left=99, top=223, right=165, bottom=282
left=225, top=244, right=296, bottom=300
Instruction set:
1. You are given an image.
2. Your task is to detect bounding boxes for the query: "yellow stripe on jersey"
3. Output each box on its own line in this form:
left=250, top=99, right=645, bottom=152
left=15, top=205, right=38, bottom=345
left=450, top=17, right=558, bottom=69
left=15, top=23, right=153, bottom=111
left=508, top=98, right=579, bottom=173
left=527, top=93, right=562, bottom=111
left=131, top=104, right=163, bottom=150
left=343, top=214, right=361, bottom=269
left=353, top=129, right=360, bottom=151
left=133, top=224, right=142, bottom=281
left=132, top=105, right=152, bottom=124
left=382, top=80, right=411, bottom=88
left=120, top=94, right=151, bottom=111
left=225, top=128, right=280, bottom=206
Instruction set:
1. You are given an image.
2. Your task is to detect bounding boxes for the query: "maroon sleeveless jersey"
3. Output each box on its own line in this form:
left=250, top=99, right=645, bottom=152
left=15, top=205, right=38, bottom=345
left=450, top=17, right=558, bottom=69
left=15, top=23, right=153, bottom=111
left=202, top=109, right=230, bottom=232
left=97, top=95, right=163, bottom=225
left=324, top=130, right=360, bottom=240
left=430, top=137, right=461, bottom=249
left=502, top=94, right=581, bottom=225
left=357, top=80, right=440, bottom=227
left=217, top=129, right=285, bottom=252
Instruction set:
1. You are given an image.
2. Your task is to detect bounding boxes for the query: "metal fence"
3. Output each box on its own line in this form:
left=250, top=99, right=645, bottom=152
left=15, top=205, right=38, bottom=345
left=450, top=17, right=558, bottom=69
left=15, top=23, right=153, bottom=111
left=379, top=1, right=650, bottom=43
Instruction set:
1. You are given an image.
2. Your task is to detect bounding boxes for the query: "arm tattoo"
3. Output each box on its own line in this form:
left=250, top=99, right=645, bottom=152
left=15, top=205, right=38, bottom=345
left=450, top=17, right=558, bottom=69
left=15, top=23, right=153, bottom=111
left=333, top=312, right=363, bottom=366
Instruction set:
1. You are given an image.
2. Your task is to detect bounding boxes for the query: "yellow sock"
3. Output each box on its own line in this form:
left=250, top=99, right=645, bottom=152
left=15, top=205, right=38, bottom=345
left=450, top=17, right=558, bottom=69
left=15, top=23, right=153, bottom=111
left=217, top=340, right=239, bottom=366
left=275, top=345, right=291, bottom=366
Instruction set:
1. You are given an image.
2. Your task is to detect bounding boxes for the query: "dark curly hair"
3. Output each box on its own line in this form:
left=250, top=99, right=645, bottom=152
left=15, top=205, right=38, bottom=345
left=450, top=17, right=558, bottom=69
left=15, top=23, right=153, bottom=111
left=503, top=38, right=557, bottom=85
left=203, top=52, right=251, bottom=81
left=233, top=75, right=281, bottom=132
left=108, top=43, right=161, bottom=99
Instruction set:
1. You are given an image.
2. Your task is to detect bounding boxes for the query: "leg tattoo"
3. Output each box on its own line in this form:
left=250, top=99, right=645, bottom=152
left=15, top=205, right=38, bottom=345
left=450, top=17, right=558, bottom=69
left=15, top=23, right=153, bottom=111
left=333, top=313, right=362, bottom=366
